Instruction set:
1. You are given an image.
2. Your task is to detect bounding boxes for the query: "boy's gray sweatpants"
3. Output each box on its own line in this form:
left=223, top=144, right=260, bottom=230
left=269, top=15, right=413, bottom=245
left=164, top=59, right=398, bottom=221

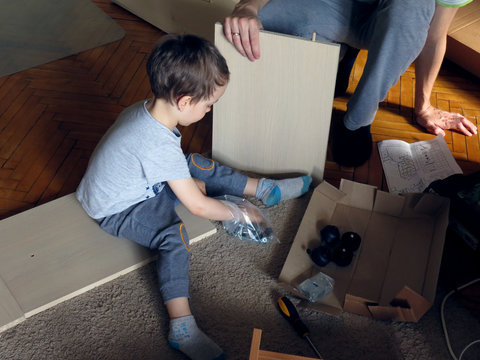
left=258, top=0, right=435, bottom=130
left=98, top=153, right=248, bottom=303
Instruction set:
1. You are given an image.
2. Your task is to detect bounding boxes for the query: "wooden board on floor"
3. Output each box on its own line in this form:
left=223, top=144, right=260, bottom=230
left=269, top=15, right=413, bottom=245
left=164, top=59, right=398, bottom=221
left=112, top=0, right=236, bottom=41
left=0, top=194, right=216, bottom=332
left=213, top=23, right=340, bottom=182
left=249, top=329, right=320, bottom=360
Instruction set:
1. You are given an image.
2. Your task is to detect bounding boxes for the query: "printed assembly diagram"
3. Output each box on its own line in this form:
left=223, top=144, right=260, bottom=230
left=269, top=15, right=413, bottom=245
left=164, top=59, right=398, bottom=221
left=378, top=135, right=463, bottom=194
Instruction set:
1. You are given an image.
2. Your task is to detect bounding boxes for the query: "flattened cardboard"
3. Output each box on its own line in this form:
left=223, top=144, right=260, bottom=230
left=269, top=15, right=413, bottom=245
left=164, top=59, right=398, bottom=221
left=279, top=179, right=449, bottom=322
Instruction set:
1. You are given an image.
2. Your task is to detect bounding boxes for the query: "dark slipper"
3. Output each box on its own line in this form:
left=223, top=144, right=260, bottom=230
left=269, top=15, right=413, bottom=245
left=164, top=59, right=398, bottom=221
left=331, top=121, right=372, bottom=167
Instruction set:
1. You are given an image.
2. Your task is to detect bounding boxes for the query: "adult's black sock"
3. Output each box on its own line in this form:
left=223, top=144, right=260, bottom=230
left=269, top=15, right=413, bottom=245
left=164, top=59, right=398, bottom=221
left=332, top=121, right=372, bottom=167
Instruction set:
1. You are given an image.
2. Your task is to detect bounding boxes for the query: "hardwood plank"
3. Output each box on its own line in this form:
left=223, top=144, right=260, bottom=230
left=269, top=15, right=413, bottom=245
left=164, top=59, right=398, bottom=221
left=0, top=168, right=13, bottom=179
left=437, top=99, right=454, bottom=145
left=452, top=152, right=468, bottom=161
left=37, top=148, right=83, bottom=204
left=0, top=197, right=30, bottom=213
left=57, top=157, right=89, bottom=198
left=119, top=61, right=150, bottom=107
left=0, top=188, right=27, bottom=202
left=22, top=138, right=76, bottom=203
left=450, top=104, right=468, bottom=155
left=180, top=123, right=199, bottom=154
left=28, top=78, right=108, bottom=96
left=323, top=161, right=354, bottom=188
left=368, top=143, right=384, bottom=190
left=0, top=87, right=34, bottom=131
left=111, top=51, right=146, bottom=99
left=466, top=132, right=480, bottom=163
left=186, top=115, right=212, bottom=155
left=437, top=91, right=480, bottom=107
left=5, top=112, right=58, bottom=175
left=96, top=38, right=134, bottom=89
left=350, top=50, right=367, bottom=91
left=0, top=78, right=30, bottom=118
left=40, top=97, right=124, bottom=114
left=399, top=73, right=414, bottom=117
left=103, top=43, right=139, bottom=96
left=386, top=79, right=401, bottom=109
left=31, top=61, right=95, bottom=78
left=90, top=40, right=122, bottom=79
left=33, top=89, right=115, bottom=106
left=0, top=178, right=19, bottom=190
left=0, top=98, right=46, bottom=160
left=352, top=157, right=370, bottom=185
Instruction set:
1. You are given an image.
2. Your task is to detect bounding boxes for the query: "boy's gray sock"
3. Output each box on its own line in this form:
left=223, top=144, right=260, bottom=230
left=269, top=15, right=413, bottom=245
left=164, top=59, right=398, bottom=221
left=256, top=176, right=312, bottom=207
left=168, top=315, right=225, bottom=360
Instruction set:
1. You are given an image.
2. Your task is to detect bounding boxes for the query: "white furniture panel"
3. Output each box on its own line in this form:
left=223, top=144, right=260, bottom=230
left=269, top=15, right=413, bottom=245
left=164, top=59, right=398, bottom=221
left=213, top=24, right=339, bottom=182
left=0, top=194, right=215, bottom=331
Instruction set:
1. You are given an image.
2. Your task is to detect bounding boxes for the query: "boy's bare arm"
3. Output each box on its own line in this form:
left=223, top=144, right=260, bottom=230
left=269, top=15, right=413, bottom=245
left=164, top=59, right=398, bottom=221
left=192, top=178, right=206, bottom=195
left=168, top=178, right=234, bottom=221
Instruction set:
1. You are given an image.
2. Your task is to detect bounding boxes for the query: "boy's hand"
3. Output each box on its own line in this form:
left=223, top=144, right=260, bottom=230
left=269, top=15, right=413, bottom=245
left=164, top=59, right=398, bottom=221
left=168, top=177, right=237, bottom=221
left=220, top=199, right=276, bottom=242
left=220, top=200, right=264, bottom=224
left=240, top=205, right=264, bottom=223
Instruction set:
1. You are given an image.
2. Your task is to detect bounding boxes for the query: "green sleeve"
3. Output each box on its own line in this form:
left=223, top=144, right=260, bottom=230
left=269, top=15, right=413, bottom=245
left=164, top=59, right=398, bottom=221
left=435, top=0, right=474, bottom=7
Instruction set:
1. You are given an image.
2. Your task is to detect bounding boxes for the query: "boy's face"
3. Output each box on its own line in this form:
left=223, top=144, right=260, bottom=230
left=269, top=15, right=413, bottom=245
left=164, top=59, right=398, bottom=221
left=180, top=84, right=227, bottom=126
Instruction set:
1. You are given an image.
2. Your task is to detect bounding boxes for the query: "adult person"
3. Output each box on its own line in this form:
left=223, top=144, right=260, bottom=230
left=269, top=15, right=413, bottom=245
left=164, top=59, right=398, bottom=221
left=224, top=0, right=477, bottom=167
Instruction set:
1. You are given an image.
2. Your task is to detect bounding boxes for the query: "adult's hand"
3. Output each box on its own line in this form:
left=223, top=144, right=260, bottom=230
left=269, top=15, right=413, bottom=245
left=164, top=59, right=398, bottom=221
left=415, top=105, right=478, bottom=137
left=223, top=1, right=267, bottom=61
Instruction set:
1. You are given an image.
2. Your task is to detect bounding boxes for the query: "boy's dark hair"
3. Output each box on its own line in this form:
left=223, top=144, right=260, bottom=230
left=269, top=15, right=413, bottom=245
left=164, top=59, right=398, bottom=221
left=146, top=34, right=230, bottom=104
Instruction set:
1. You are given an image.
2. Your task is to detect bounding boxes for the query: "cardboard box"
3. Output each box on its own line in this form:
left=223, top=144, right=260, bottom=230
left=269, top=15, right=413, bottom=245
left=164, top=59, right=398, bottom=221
left=278, top=180, right=450, bottom=322
left=446, top=1, right=480, bottom=78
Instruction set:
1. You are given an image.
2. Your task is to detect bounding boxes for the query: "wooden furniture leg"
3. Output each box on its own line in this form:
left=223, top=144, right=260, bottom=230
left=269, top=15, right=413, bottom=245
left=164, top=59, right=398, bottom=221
left=249, top=328, right=321, bottom=360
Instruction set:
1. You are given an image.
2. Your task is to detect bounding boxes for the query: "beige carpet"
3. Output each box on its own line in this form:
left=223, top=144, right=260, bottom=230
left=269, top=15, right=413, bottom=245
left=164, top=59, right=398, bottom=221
left=0, top=192, right=479, bottom=360
left=0, top=0, right=125, bottom=77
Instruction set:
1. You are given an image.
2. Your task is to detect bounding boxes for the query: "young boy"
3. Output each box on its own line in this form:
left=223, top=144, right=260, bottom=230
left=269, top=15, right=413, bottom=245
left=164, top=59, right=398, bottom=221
left=76, top=34, right=311, bottom=360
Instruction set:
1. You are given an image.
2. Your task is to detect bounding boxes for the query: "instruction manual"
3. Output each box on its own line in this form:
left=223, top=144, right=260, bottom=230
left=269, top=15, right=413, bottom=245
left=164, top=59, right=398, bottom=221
left=378, top=135, right=462, bottom=194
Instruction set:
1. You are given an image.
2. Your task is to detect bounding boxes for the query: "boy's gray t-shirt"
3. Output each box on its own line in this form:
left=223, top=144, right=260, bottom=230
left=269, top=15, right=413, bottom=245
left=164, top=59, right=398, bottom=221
left=76, top=100, right=191, bottom=219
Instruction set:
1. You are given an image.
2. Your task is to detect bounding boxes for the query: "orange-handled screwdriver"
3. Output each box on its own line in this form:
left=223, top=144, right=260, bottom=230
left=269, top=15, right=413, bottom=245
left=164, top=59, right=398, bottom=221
left=277, top=296, right=323, bottom=359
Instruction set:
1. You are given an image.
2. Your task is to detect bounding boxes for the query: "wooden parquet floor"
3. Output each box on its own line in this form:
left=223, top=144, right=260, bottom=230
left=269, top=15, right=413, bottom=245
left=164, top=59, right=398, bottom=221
left=0, top=0, right=479, bottom=221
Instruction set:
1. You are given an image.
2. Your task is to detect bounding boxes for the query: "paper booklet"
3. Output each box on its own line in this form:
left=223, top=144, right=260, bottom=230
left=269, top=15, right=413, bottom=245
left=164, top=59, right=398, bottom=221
left=378, top=135, right=463, bottom=194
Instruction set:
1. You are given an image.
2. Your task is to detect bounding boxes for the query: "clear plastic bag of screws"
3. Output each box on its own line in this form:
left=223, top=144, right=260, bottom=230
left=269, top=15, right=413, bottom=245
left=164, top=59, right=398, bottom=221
left=217, top=195, right=278, bottom=243
left=298, top=272, right=335, bottom=302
